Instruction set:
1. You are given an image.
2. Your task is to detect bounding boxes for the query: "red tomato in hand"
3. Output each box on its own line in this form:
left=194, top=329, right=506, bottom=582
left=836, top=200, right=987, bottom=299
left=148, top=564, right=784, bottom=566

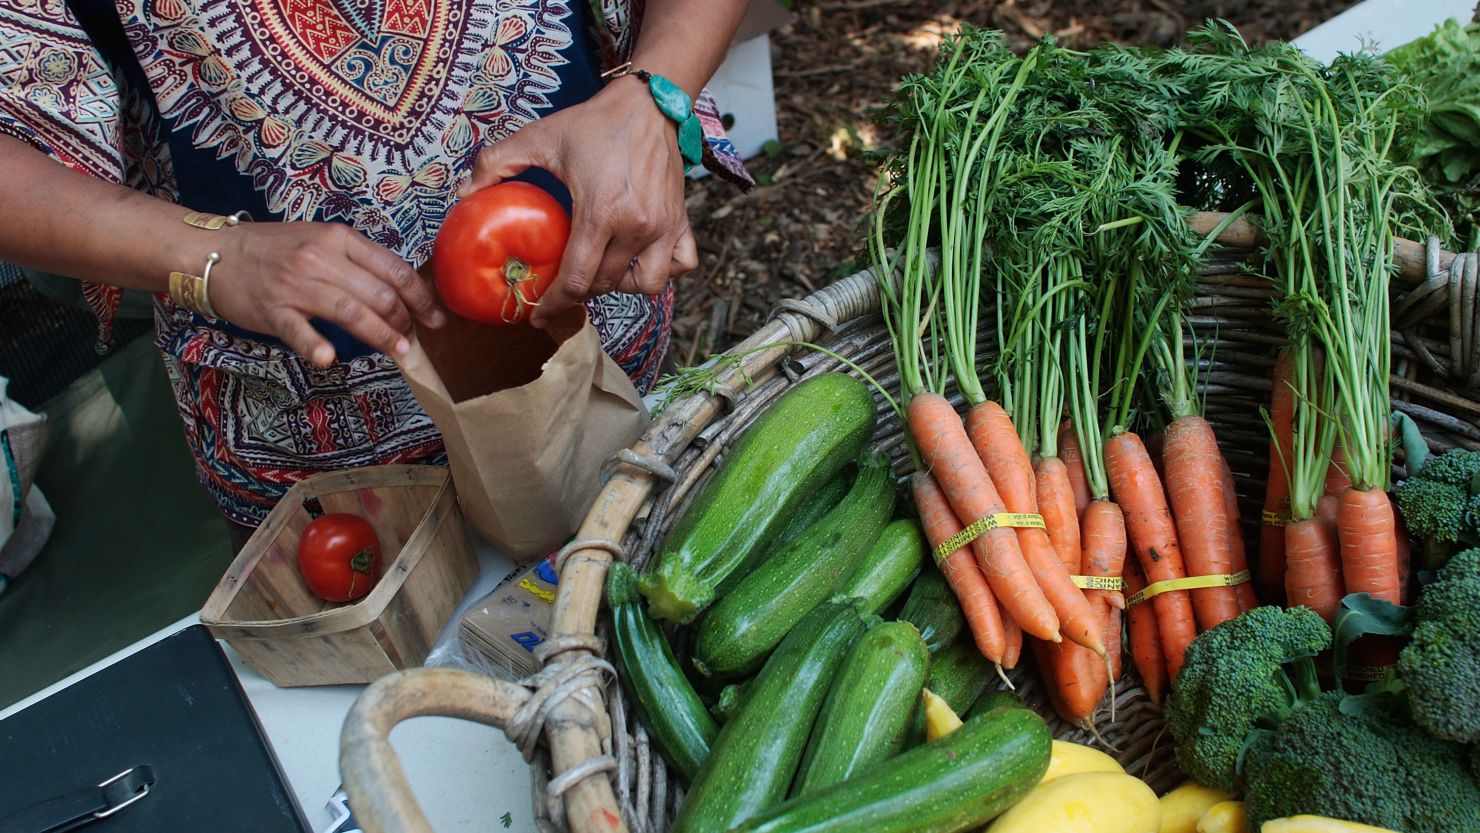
left=433, top=181, right=570, bottom=325
left=298, top=513, right=382, bottom=602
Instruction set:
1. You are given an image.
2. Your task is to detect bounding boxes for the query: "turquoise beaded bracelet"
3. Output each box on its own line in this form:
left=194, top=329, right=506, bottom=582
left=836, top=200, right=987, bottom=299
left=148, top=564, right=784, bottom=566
left=603, top=63, right=704, bottom=167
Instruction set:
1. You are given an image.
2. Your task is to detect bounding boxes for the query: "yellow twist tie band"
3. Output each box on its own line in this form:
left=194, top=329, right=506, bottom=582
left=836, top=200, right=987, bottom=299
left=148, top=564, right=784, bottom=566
left=931, top=512, right=1045, bottom=565
left=1126, top=569, right=1251, bottom=607
left=1072, top=575, right=1127, bottom=592
left=1261, top=510, right=1295, bottom=527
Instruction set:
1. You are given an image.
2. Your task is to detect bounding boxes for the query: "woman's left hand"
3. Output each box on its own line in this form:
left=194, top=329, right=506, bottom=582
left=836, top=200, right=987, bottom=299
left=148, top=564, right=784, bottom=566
left=460, top=75, right=700, bottom=328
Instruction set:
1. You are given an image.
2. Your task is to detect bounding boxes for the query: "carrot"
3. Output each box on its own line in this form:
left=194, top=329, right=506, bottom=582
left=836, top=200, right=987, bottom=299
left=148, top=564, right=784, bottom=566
left=1325, top=445, right=1353, bottom=498
left=1163, top=415, right=1243, bottom=631
left=1035, top=457, right=1082, bottom=574
left=1106, top=606, right=1124, bottom=682
left=909, top=393, right=1061, bottom=642
left=1317, top=493, right=1339, bottom=537
left=968, top=401, right=1038, bottom=512
left=969, top=402, right=1104, bottom=655
left=1217, top=454, right=1259, bottom=611
left=1123, top=560, right=1167, bottom=704
left=912, top=472, right=1007, bottom=663
left=1285, top=516, right=1343, bottom=622
left=1146, top=430, right=1168, bottom=486
left=1105, top=430, right=1197, bottom=681
left=1058, top=421, right=1093, bottom=521
left=1001, top=602, right=1023, bottom=670
left=1081, top=500, right=1129, bottom=613
left=1032, top=637, right=1106, bottom=727
left=1259, top=351, right=1295, bottom=606
left=1336, top=487, right=1401, bottom=605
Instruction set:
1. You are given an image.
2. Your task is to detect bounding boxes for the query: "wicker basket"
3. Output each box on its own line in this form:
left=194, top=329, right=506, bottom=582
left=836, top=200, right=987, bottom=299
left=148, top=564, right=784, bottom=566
left=338, top=212, right=1480, bottom=833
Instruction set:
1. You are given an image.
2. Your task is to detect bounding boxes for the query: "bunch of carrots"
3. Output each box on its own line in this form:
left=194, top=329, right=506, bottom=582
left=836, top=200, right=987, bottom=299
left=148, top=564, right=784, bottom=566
left=1164, top=30, right=1439, bottom=651
left=869, top=32, right=1272, bottom=726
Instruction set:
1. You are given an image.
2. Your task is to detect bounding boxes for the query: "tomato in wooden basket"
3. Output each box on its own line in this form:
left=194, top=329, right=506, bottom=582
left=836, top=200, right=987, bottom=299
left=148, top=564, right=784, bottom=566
left=298, top=513, right=382, bottom=602
left=433, top=181, right=570, bottom=325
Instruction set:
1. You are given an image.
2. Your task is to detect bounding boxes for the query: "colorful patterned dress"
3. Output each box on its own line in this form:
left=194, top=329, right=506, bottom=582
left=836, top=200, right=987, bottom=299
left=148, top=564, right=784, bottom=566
left=0, top=0, right=750, bottom=526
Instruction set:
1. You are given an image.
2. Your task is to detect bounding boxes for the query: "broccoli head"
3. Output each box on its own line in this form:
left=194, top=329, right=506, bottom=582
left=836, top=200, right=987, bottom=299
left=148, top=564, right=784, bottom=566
left=1398, top=547, right=1480, bottom=744
left=1165, top=605, right=1331, bottom=793
left=1243, top=691, right=1480, bottom=833
left=1396, top=448, right=1480, bottom=557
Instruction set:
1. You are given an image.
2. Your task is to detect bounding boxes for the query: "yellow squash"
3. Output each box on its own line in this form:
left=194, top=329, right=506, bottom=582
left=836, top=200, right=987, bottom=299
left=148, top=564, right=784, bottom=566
left=922, top=688, right=963, bottom=740
left=1195, top=801, right=1248, bottom=833
left=1041, top=740, right=1125, bottom=784
left=1159, top=781, right=1234, bottom=833
left=1260, top=817, right=1401, bottom=833
left=986, top=771, right=1159, bottom=833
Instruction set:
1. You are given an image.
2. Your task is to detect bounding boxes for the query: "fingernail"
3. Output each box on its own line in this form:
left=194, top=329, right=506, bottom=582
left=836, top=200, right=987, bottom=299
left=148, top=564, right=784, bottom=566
left=394, top=337, right=410, bottom=356
left=430, top=310, right=447, bottom=328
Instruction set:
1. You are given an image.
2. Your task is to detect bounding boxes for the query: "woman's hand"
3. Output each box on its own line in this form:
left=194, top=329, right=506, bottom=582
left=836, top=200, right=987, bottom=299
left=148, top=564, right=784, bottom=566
left=209, top=222, right=446, bottom=367
left=459, top=75, right=700, bottom=328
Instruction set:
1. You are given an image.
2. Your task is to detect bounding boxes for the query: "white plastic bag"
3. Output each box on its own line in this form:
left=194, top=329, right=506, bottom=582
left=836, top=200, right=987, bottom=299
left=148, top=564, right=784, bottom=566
left=0, top=376, right=54, bottom=596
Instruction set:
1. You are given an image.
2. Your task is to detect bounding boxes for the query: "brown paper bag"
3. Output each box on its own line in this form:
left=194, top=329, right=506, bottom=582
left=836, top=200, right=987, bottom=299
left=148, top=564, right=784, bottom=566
left=397, top=306, right=647, bottom=560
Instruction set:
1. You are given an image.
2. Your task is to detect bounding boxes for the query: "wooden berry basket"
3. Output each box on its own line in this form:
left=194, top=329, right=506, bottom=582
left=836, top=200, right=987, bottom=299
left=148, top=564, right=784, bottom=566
left=202, top=465, right=479, bottom=687
left=338, top=214, right=1480, bottom=833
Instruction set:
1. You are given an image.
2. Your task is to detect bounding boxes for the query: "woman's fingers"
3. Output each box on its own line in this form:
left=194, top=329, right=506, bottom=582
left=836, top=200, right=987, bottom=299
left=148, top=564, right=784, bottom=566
left=308, top=285, right=412, bottom=358
left=531, top=204, right=611, bottom=327
left=670, top=225, right=700, bottom=276
left=618, top=236, right=679, bottom=296
left=461, top=122, right=551, bottom=197
left=267, top=307, right=337, bottom=368
left=320, top=262, right=416, bottom=336
left=340, top=228, right=444, bottom=328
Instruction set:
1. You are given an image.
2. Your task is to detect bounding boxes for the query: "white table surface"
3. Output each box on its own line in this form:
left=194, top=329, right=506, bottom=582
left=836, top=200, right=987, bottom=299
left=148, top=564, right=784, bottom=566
left=1295, top=0, right=1474, bottom=62
left=4, top=5, right=1471, bottom=832
left=0, top=537, right=541, bottom=833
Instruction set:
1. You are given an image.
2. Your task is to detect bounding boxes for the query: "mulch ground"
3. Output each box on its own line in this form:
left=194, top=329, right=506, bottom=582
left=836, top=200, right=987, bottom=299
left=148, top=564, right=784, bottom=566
left=673, top=0, right=1363, bottom=363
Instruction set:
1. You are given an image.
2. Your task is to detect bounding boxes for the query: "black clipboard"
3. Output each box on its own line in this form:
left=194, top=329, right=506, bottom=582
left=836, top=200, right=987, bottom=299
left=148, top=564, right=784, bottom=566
left=0, top=624, right=311, bottom=832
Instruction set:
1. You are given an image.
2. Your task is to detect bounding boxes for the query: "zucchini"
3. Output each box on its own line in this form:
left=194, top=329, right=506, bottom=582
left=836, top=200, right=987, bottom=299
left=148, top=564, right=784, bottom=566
left=694, top=453, right=896, bottom=677
left=968, top=689, right=1026, bottom=718
left=792, top=621, right=930, bottom=797
left=833, top=519, right=925, bottom=615
left=925, top=636, right=996, bottom=715
left=732, top=707, right=1053, bottom=833
left=671, top=600, right=872, bottom=833
left=640, top=373, right=877, bottom=623
left=898, top=568, right=967, bottom=654
left=772, top=473, right=850, bottom=554
left=908, top=637, right=997, bottom=744
left=607, top=563, right=717, bottom=781
left=710, top=679, right=753, bottom=724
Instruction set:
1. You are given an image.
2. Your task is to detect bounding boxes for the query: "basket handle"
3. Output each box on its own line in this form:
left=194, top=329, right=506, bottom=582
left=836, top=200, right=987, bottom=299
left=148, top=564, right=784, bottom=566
left=340, top=668, right=532, bottom=833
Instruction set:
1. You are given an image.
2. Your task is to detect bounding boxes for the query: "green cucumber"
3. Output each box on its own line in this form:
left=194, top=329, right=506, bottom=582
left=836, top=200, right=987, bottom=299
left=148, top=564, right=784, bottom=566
left=640, top=373, right=877, bottom=623
left=733, top=707, right=1052, bottom=833
left=898, top=568, right=966, bottom=654
left=694, top=453, right=896, bottom=677
left=833, top=519, right=925, bottom=615
left=607, top=563, right=717, bottom=781
left=671, top=600, right=872, bottom=833
left=771, top=473, right=850, bottom=554
left=792, top=621, right=930, bottom=798
left=968, top=689, right=1026, bottom=718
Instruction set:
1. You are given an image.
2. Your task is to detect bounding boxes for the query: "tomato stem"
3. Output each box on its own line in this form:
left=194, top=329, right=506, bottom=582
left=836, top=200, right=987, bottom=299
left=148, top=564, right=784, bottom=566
left=503, top=256, right=542, bottom=323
